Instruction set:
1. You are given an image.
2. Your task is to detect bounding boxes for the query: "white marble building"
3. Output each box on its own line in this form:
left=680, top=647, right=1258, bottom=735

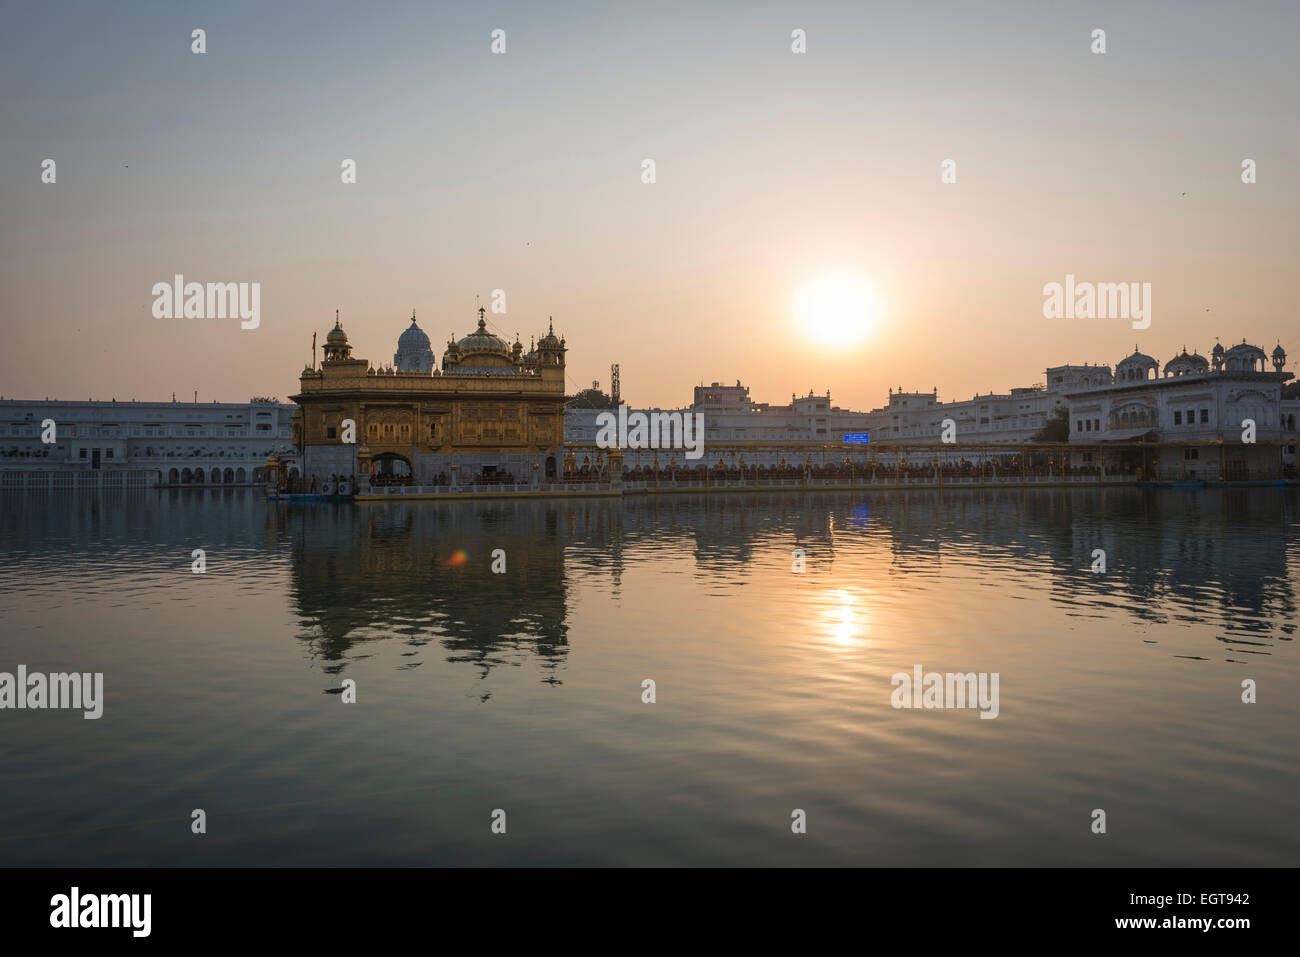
left=812, top=363, right=1110, bottom=446
left=0, top=398, right=296, bottom=488
left=564, top=381, right=875, bottom=467
left=1064, top=341, right=1297, bottom=479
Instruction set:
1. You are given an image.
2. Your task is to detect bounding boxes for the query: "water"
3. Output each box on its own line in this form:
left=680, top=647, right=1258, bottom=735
left=1, top=487, right=1296, bottom=866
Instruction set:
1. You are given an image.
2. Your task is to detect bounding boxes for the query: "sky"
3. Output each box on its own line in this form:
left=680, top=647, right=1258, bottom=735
left=1, top=0, right=1297, bottom=412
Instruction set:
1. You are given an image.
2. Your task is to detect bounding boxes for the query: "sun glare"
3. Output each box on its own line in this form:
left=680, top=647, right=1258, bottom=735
left=793, top=274, right=879, bottom=345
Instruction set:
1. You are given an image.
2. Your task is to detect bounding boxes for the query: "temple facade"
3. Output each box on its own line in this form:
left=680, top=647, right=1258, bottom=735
left=291, top=309, right=569, bottom=488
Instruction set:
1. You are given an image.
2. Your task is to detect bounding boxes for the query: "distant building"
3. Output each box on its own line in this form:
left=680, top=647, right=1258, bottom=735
left=857, top=365, right=1111, bottom=445
left=694, top=382, right=873, bottom=442
left=564, top=380, right=873, bottom=451
left=0, top=397, right=294, bottom=488
left=1063, top=340, right=1297, bottom=478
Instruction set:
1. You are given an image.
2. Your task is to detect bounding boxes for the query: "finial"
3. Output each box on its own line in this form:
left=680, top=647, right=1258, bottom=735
left=411, top=309, right=416, bottom=323
left=549, top=316, right=554, bottom=335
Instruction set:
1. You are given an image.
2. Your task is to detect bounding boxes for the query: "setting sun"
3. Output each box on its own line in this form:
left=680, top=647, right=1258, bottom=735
left=793, top=274, right=880, bottom=345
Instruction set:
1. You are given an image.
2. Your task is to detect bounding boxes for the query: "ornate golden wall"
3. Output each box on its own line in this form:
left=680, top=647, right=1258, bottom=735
left=291, top=362, right=565, bottom=464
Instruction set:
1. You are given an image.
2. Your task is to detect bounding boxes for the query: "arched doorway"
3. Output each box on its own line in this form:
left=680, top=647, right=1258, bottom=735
left=545, top=455, right=557, bottom=480
left=193, top=468, right=205, bottom=484
left=236, top=467, right=246, bottom=482
left=168, top=468, right=179, bottom=484
left=224, top=468, right=235, bottom=483
left=371, top=453, right=412, bottom=486
left=181, top=468, right=193, bottom=484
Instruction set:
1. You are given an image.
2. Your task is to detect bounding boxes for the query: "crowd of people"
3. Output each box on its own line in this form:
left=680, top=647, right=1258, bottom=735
left=367, top=471, right=414, bottom=488
left=619, top=458, right=1140, bottom=483
left=281, top=457, right=1145, bottom=493
left=558, top=465, right=612, bottom=483
left=472, top=471, right=517, bottom=486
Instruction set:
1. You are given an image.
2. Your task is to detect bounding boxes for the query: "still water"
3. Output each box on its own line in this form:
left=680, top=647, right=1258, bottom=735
left=1, top=487, right=1297, bottom=866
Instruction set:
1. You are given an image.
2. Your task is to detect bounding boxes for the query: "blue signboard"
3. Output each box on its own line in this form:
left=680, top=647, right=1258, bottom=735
left=843, top=432, right=870, bottom=444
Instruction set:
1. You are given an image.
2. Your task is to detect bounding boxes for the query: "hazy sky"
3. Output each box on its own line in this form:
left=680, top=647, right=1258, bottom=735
left=2, top=0, right=1297, bottom=412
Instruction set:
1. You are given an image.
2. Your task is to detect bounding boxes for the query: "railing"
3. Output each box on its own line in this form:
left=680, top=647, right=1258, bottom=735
left=0, top=469, right=156, bottom=491
left=623, top=473, right=1138, bottom=490
left=326, top=470, right=1292, bottom=500
left=360, top=482, right=616, bottom=496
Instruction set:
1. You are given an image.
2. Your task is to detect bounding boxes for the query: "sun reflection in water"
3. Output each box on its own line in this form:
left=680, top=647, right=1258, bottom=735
left=823, top=588, right=868, bottom=647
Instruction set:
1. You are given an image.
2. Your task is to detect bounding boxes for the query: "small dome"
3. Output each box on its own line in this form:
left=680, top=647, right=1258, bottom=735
left=1223, top=341, right=1268, bottom=372
left=322, top=315, right=353, bottom=361
left=539, top=316, right=561, bottom=347
left=1273, top=343, right=1286, bottom=357
left=1212, top=342, right=1225, bottom=355
left=1163, top=348, right=1208, bottom=377
left=1118, top=348, right=1157, bottom=366
left=1116, top=347, right=1159, bottom=382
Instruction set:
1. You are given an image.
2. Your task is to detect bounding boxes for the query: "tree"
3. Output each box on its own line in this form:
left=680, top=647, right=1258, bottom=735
left=567, top=387, right=616, bottom=409
left=1031, top=404, right=1070, bottom=442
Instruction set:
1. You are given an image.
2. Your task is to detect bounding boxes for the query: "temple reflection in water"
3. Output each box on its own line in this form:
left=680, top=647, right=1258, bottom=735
left=278, top=501, right=573, bottom=682
left=267, top=487, right=1298, bottom=681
